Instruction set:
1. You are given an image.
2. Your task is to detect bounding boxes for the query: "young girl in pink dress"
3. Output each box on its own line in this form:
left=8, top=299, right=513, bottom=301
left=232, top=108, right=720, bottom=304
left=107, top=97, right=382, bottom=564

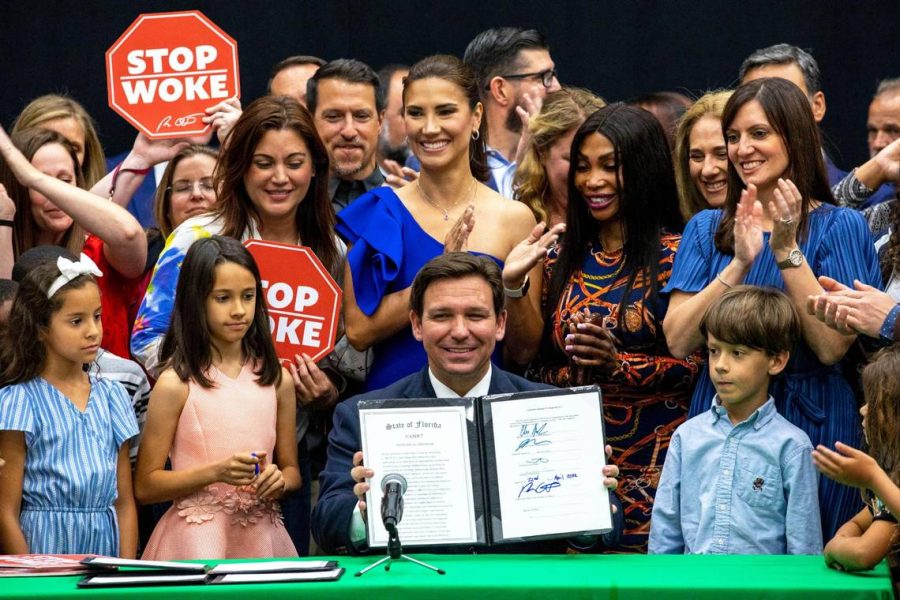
left=135, top=235, right=300, bottom=559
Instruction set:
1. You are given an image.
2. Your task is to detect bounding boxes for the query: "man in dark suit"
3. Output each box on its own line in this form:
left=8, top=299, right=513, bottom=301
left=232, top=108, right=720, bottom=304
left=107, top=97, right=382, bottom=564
left=311, top=252, right=620, bottom=554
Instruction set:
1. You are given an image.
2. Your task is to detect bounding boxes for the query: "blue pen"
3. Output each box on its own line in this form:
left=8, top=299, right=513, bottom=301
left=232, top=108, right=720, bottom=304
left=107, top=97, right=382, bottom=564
left=251, top=452, right=259, bottom=476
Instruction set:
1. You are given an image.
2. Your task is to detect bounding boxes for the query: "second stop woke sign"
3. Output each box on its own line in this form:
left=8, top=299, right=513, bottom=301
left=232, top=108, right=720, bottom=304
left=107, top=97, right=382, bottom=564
left=244, top=240, right=342, bottom=365
left=106, top=10, right=240, bottom=139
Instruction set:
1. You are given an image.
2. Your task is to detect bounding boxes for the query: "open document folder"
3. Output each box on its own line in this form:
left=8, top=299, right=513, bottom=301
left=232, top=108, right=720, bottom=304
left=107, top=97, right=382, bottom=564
left=359, top=385, right=613, bottom=548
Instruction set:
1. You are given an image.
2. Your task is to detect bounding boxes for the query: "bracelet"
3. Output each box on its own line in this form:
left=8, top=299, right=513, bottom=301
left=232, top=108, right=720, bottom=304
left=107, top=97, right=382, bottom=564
left=503, top=275, right=530, bottom=298
left=0, top=219, right=13, bottom=228
left=108, top=162, right=152, bottom=199
left=716, top=273, right=733, bottom=289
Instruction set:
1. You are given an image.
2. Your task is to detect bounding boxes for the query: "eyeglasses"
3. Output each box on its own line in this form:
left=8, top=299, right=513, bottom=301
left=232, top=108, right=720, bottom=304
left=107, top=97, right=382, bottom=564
left=168, top=179, right=215, bottom=195
left=496, top=68, right=558, bottom=88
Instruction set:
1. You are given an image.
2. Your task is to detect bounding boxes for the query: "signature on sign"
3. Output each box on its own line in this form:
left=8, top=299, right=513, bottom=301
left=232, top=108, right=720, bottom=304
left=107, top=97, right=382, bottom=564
left=156, top=112, right=206, bottom=132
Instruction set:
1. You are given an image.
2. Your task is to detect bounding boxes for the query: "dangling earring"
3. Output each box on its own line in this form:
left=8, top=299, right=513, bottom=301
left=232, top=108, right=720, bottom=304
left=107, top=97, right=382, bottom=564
left=471, top=130, right=480, bottom=141
left=404, top=135, right=409, bottom=145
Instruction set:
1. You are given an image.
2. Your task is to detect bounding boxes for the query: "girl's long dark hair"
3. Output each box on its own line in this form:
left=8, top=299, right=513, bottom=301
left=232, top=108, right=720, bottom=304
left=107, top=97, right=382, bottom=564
left=159, top=235, right=281, bottom=389
left=861, top=346, right=900, bottom=489
left=0, top=262, right=96, bottom=386
left=547, top=104, right=683, bottom=328
left=212, top=96, right=340, bottom=277
left=714, top=77, right=835, bottom=254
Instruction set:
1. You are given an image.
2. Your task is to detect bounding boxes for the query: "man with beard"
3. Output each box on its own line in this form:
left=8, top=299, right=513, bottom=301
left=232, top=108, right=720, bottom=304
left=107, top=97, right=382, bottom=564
left=308, top=59, right=386, bottom=214
left=464, top=28, right=561, bottom=198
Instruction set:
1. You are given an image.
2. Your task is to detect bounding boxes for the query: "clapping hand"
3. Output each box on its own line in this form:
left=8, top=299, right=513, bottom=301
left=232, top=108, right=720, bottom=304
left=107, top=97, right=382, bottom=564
left=443, top=204, right=475, bottom=253
left=768, top=178, right=802, bottom=254
left=733, top=183, right=764, bottom=267
left=501, top=221, right=565, bottom=289
left=565, top=308, right=619, bottom=384
left=807, top=276, right=896, bottom=338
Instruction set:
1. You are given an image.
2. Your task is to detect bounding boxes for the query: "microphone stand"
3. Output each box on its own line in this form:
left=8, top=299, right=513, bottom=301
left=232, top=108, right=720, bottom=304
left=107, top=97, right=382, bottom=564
left=354, top=523, right=445, bottom=576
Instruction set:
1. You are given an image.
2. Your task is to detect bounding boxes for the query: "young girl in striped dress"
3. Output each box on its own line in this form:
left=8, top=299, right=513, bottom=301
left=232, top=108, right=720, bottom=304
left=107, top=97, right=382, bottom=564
left=0, top=255, right=138, bottom=557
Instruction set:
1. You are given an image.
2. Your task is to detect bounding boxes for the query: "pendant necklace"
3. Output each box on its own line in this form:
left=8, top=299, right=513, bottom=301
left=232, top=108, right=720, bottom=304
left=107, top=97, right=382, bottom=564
left=417, top=178, right=477, bottom=221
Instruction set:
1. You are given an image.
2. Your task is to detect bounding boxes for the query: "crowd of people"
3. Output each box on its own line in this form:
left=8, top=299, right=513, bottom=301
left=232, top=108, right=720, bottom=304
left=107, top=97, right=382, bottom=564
left=0, top=26, right=898, bottom=575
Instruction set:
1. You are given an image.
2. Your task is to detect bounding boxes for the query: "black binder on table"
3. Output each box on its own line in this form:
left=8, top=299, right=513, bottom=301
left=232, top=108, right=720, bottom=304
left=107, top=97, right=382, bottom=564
left=76, top=558, right=343, bottom=588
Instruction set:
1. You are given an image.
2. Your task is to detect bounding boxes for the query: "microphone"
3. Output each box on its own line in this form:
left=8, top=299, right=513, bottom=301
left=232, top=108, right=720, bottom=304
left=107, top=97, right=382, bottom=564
left=380, top=473, right=407, bottom=532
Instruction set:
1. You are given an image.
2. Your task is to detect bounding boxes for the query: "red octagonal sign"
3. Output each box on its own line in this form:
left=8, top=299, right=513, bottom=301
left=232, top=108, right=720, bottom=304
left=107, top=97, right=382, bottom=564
left=106, top=10, right=240, bottom=139
left=244, top=240, right=342, bottom=365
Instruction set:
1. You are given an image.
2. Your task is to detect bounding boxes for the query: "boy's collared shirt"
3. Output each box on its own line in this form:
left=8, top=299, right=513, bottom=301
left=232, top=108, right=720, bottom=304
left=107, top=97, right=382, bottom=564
left=649, top=396, right=823, bottom=555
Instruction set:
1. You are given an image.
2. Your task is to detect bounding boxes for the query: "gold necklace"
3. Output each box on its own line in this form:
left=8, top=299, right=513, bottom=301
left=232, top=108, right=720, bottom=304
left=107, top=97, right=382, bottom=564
left=417, top=178, right=477, bottom=221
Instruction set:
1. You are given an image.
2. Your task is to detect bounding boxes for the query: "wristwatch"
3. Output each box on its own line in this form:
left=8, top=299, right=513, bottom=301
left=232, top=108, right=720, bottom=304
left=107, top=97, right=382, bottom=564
left=503, top=275, right=530, bottom=298
left=776, top=248, right=804, bottom=269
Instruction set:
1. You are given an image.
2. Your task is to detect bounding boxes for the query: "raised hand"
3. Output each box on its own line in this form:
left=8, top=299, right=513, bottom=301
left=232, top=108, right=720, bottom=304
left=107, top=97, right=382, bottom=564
left=733, top=183, right=764, bottom=267
left=203, top=97, right=242, bottom=146
left=501, top=221, right=565, bottom=288
left=768, top=178, right=802, bottom=253
left=443, top=204, right=475, bottom=253
left=0, top=124, right=41, bottom=188
left=127, top=133, right=197, bottom=170
left=513, top=91, right=543, bottom=167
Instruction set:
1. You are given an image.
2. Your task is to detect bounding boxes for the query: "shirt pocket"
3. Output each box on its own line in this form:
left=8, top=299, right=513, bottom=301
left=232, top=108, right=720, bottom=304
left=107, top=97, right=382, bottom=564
left=736, top=462, right=781, bottom=509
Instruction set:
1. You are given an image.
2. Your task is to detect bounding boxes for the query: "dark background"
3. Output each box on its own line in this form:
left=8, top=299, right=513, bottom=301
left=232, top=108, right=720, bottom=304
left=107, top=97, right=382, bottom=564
left=1, top=1, right=897, bottom=168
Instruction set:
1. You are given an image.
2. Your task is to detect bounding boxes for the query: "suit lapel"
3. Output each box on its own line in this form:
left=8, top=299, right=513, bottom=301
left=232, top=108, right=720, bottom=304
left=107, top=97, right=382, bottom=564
left=402, top=367, right=437, bottom=398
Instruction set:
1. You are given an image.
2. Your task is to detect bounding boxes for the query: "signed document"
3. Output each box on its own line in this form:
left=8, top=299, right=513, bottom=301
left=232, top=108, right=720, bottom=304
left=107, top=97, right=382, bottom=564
left=359, top=401, right=480, bottom=547
left=358, top=387, right=608, bottom=547
left=484, top=388, right=611, bottom=540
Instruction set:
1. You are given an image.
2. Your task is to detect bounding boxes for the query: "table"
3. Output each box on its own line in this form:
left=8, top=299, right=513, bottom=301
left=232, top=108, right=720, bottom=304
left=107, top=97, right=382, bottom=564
left=2, top=554, right=893, bottom=599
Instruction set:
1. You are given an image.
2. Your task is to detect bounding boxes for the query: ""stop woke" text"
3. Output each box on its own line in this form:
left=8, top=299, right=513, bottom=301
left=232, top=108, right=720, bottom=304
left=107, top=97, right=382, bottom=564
left=122, top=45, right=229, bottom=104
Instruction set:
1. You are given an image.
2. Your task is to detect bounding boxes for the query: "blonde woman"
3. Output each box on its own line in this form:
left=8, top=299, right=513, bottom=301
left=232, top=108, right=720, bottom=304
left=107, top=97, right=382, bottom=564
left=673, top=90, right=733, bottom=221
left=12, top=94, right=107, bottom=188
left=514, top=88, right=606, bottom=227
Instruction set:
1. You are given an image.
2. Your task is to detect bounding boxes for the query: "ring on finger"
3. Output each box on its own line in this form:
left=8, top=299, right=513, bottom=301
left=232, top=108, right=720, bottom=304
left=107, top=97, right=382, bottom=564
left=780, top=218, right=793, bottom=225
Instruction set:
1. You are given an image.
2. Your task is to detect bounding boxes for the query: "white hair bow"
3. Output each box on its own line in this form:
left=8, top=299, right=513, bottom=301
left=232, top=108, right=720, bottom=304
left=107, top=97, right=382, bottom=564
left=47, top=253, right=104, bottom=298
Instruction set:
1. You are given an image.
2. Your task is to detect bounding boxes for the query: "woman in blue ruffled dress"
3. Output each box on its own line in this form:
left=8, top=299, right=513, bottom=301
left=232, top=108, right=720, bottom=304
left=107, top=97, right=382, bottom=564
left=337, top=55, right=560, bottom=390
left=662, top=77, right=880, bottom=540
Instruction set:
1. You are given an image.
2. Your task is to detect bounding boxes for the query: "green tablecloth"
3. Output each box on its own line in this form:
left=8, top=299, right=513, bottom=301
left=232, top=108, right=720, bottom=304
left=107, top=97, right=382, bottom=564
left=2, top=554, right=892, bottom=599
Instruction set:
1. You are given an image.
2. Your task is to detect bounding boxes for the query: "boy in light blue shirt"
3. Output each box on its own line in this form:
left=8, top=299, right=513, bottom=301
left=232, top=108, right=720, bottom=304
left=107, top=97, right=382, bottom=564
left=650, top=286, right=822, bottom=554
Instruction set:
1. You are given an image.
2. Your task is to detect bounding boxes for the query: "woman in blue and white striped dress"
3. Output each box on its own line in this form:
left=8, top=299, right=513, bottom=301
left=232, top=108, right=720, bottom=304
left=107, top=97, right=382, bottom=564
left=0, top=253, right=138, bottom=557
